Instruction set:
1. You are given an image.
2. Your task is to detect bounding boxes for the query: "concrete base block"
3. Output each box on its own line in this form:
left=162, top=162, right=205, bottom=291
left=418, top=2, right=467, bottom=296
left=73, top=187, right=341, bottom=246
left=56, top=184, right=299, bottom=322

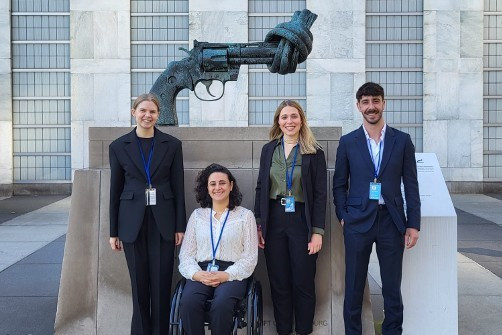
left=56, top=127, right=372, bottom=334
left=12, top=183, right=72, bottom=196
left=54, top=170, right=131, bottom=334
left=0, top=184, right=12, bottom=197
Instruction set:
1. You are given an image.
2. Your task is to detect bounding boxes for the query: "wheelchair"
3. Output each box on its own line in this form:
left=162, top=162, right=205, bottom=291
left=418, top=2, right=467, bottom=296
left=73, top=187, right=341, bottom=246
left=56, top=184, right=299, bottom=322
left=168, top=276, right=263, bottom=335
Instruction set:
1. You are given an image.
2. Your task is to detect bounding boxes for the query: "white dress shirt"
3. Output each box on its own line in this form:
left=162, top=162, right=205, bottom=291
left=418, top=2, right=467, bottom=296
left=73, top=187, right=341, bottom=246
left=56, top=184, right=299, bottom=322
left=178, top=206, right=258, bottom=281
left=363, top=123, right=386, bottom=205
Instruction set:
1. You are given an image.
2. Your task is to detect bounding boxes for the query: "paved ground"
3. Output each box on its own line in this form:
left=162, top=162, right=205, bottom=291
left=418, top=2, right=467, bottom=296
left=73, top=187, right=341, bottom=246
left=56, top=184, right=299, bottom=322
left=0, top=194, right=501, bottom=335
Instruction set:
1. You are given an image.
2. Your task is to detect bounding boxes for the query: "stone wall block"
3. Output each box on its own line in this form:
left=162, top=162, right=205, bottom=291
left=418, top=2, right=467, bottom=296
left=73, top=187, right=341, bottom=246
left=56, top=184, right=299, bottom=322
left=423, top=120, right=448, bottom=167
left=0, top=10, right=10, bottom=59
left=71, top=11, right=94, bottom=59
left=182, top=140, right=252, bottom=169
left=460, top=11, right=483, bottom=58
left=470, top=119, right=484, bottom=168
left=424, top=0, right=460, bottom=10
left=96, top=170, right=131, bottom=335
left=93, top=11, right=119, bottom=59
left=436, top=72, right=460, bottom=120
left=71, top=74, right=94, bottom=121
left=55, top=169, right=101, bottom=334
left=447, top=120, right=472, bottom=168
left=436, top=11, right=460, bottom=59
left=458, top=72, right=483, bottom=120
left=0, top=121, right=12, bottom=184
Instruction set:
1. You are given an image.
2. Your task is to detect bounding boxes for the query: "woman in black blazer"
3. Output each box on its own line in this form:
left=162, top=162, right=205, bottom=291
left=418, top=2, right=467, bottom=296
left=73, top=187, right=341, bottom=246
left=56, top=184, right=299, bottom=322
left=254, top=100, right=327, bottom=335
left=109, top=93, right=186, bottom=335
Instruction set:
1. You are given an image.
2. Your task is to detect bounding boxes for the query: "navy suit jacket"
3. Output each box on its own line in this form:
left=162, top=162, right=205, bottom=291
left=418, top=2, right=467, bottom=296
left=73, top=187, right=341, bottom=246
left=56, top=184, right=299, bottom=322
left=332, top=126, right=420, bottom=234
left=254, top=140, right=327, bottom=239
left=109, top=127, right=187, bottom=243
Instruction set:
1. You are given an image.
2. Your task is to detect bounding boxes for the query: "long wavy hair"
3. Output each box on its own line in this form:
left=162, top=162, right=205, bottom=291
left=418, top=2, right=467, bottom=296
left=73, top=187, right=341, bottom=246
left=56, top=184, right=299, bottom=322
left=269, top=100, right=321, bottom=154
left=194, top=163, right=242, bottom=210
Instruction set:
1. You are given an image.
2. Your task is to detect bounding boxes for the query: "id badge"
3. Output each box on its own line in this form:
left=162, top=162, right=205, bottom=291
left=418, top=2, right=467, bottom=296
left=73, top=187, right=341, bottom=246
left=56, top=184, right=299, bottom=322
left=206, top=263, right=219, bottom=272
left=369, top=182, right=381, bottom=200
left=145, top=188, right=157, bottom=206
left=284, top=196, right=295, bottom=213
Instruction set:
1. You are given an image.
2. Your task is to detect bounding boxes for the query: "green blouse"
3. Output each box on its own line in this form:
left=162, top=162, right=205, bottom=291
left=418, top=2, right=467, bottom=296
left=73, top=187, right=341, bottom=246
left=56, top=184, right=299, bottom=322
left=269, top=141, right=304, bottom=202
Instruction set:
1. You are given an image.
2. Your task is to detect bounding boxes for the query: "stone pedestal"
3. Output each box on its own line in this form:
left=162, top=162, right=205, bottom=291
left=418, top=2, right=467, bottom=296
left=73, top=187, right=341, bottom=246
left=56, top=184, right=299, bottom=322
left=55, top=127, right=377, bottom=334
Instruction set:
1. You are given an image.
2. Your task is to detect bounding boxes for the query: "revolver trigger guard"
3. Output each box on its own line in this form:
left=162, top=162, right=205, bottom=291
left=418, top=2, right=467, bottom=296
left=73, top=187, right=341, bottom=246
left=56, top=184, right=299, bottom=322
left=194, top=80, right=225, bottom=102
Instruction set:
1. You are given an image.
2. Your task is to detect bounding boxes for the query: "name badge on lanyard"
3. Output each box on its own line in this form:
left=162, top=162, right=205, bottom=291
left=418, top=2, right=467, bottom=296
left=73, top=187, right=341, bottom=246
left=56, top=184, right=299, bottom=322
left=282, top=138, right=299, bottom=213
left=137, top=138, right=156, bottom=206
left=208, top=209, right=230, bottom=272
left=368, top=139, right=383, bottom=201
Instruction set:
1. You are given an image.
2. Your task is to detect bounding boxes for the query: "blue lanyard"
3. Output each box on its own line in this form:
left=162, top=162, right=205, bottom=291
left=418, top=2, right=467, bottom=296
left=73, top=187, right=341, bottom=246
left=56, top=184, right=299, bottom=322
left=210, top=209, right=230, bottom=265
left=136, top=138, right=155, bottom=187
left=281, top=137, right=299, bottom=196
left=367, top=138, right=383, bottom=181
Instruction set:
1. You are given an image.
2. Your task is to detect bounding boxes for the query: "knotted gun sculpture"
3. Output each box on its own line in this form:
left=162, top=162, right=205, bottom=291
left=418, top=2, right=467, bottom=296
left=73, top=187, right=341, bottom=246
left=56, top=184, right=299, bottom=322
left=150, top=9, right=318, bottom=125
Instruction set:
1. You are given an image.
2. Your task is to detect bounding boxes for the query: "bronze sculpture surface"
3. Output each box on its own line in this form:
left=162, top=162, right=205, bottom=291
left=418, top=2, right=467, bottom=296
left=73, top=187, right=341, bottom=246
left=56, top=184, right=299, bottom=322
left=150, top=9, right=318, bottom=125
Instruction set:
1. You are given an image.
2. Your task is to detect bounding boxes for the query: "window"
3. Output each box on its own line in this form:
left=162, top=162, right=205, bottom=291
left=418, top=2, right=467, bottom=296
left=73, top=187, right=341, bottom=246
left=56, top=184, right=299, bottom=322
left=366, top=0, right=424, bottom=151
left=11, top=0, right=71, bottom=181
left=131, top=0, right=189, bottom=124
left=248, top=0, right=307, bottom=125
left=483, top=0, right=502, bottom=179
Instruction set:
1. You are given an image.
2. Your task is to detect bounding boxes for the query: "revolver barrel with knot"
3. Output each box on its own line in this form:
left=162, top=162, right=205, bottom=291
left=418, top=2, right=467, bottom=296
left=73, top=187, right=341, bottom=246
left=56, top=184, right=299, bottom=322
left=150, top=9, right=318, bottom=125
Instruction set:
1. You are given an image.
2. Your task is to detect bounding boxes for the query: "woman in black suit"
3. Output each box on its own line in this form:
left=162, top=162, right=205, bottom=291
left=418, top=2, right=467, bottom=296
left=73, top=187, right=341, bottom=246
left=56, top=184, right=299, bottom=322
left=109, top=93, right=186, bottom=335
left=254, top=100, right=327, bottom=335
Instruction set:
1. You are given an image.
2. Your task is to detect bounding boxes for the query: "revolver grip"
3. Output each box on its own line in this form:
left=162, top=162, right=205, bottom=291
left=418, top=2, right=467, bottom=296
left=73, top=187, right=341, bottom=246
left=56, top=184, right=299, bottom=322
left=150, top=60, right=194, bottom=125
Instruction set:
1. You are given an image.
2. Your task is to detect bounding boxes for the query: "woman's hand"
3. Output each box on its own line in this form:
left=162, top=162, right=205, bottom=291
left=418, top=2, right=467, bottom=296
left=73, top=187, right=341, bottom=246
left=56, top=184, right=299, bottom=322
left=257, top=230, right=265, bottom=249
left=109, top=237, right=122, bottom=251
left=307, top=233, right=322, bottom=255
left=193, top=271, right=229, bottom=287
left=175, top=232, right=184, bottom=246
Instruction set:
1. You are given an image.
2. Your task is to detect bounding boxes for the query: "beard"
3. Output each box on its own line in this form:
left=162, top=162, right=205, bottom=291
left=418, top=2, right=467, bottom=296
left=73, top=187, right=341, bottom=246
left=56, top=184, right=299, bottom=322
left=363, top=109, right=382, bottom=124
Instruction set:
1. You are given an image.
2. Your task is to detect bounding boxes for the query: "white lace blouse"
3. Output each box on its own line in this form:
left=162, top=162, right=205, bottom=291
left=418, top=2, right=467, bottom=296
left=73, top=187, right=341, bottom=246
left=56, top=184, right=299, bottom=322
left=178, top=206, right=258, bottom=281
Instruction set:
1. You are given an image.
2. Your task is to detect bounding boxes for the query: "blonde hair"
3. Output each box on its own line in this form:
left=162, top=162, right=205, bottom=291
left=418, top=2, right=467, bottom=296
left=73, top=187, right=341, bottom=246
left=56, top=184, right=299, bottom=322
left=132, top=93, right=160, bottom=113
left=269, top=100, right=321, bottom=154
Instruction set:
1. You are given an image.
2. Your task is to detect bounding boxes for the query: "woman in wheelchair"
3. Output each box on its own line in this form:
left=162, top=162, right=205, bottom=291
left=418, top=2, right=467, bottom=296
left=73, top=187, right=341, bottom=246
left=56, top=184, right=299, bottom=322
left=178, top=163, right=259, bottom=335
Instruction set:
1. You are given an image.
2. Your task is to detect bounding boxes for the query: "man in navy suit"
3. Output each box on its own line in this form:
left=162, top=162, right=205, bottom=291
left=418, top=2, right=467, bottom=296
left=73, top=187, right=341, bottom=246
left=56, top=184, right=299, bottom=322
left=333, top=82, right=421, bottom=335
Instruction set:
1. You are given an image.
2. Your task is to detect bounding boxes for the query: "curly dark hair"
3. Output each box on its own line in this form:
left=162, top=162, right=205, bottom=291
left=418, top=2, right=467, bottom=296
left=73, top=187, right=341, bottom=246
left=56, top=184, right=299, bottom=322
left=194, top=163, right=242, bottom=210
left=356, top=82, right=385, bottom=101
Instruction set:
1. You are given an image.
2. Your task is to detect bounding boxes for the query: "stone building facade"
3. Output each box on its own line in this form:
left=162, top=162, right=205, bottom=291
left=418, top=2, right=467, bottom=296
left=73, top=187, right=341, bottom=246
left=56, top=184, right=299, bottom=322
left=0, top=0, right=500, bottom=194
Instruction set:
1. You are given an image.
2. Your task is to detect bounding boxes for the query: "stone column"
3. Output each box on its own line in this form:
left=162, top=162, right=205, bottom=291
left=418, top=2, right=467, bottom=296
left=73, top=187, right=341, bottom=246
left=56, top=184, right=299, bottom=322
left=307, top=1, right=375, bottom=334
left=423, top=1, right=484, bottom=187
left=70, top=0, right=131, bottom=173
left=188, top=0, right=249, bottom=126
left=0, top=0, right=12, bottom=194
left=306, top=0, right=366, bottom=133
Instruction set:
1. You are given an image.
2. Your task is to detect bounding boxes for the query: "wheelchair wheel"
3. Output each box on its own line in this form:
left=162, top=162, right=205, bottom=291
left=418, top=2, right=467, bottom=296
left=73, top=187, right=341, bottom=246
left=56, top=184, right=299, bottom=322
left=246, top=280, right=263, bottom=335
left=169, top=279, right=186, bottom=335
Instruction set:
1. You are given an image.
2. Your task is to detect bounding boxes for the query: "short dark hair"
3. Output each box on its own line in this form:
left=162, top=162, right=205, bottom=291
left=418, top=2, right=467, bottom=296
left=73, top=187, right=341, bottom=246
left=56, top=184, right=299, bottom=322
left=194, top=163, right=242, bottom=210
left=356, top=82, right=385, bottom=101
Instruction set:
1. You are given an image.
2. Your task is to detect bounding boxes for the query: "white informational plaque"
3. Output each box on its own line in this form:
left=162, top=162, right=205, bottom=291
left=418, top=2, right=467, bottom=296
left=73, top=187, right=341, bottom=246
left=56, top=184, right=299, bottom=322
left=370, top=153, right=458, bottom=335
left=401, top=153, right=458, bottom=334
left=415, top=153, right=456, bottom=218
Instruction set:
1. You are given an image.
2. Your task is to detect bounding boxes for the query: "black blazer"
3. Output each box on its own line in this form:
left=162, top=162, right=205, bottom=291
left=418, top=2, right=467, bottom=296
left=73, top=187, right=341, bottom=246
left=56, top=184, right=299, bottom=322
left=109, top=127, right=186, bottom=243
left=254, top=140, right=327, bottom=238
left=332, top=126, right=420, bottom=234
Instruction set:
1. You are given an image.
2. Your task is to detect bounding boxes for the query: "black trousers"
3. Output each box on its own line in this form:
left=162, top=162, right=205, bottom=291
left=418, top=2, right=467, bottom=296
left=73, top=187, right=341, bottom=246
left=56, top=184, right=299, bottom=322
left=123, top=208, right=175, bottom=335
left=264, top=200, right=318, bottom=335
left=179, top=261, right=247, bottom=335
left=343, top=206, right=405, bottom=335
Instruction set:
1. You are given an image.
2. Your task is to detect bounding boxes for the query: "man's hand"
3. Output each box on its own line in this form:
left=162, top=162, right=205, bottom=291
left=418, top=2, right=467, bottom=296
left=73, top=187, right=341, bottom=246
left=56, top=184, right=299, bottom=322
left=405, top=228, right=419, bottom=249
left=308, top=233, right=322, bottom=255
left=109, top=237, right=122, bottom=251
left=258, top=230, right=265, bottom=249
left=175, top=232, right=184, bottom=246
